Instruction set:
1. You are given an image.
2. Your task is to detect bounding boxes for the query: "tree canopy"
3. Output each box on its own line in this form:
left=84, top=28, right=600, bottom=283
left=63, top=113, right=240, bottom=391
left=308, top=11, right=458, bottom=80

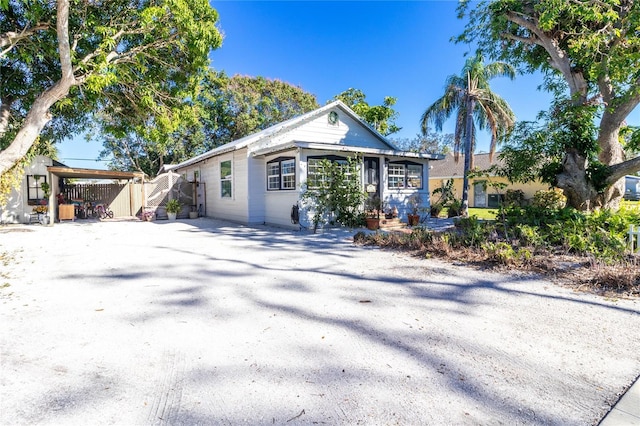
left=99, top=71, right=320, bottom=177
left=391, top=130, right=453, bottom=155
left=457, top=0, right=640, bottom=209
left=0, top=0, right=222, bottom=176
left=332, top=88, right=401, bottom=136
left=198, top=72, right=320, bottom=146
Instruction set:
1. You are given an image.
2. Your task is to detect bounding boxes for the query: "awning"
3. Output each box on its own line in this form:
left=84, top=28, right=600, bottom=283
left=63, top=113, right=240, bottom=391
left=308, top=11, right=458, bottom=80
left=47, top=166, right=145, bottom=180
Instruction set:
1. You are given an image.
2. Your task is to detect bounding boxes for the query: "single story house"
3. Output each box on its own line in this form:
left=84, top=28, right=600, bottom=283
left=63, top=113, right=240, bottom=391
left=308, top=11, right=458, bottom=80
left=428, top=152, right=548, bottom=208
left=168, top=101, right=443, bottom=229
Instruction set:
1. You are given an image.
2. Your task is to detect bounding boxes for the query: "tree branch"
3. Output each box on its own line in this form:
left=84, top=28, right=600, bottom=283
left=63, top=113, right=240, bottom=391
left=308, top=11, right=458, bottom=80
left=505, top=11, right=588, bottom=99
left=0, top=23, right=48, bottom=57
left=607, top=156, right=640, bottom=184
left=0, top=96, right=13, bottom=137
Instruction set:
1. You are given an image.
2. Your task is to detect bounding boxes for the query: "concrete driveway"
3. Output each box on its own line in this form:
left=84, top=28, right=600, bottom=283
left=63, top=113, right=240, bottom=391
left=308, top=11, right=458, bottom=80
left=1, top=218, right=639, bottom=425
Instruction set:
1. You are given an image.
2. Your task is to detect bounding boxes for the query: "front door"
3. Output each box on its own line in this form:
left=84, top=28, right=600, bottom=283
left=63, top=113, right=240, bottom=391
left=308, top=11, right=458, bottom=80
left=474, top=182, right=487, bottom=207
left=363, top=157, right=379, bottom=199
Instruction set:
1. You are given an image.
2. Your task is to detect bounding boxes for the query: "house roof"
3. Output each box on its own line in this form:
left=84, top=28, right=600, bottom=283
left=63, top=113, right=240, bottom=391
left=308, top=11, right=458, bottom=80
left=429, top=152, right=503, bottom=179
left=170, top=101, right=443, bottom=170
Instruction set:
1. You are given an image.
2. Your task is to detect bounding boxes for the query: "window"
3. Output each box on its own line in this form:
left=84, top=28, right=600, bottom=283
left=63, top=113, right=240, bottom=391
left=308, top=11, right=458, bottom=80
left=307, top=155, right=349, bottom=189
left=267, top=158, right=296, bottom=191
left=27, top=175, right=48, bottom=205
left=387, top=162, right=423, bottom=189
left=220, top=160, right=232, bottom=198
left=388, top=164, right=405, bottom=189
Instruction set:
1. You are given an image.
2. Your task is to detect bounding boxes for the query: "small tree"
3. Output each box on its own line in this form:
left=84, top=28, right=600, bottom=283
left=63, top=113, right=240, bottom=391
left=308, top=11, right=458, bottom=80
left=300, top=157, right=366, bottom=233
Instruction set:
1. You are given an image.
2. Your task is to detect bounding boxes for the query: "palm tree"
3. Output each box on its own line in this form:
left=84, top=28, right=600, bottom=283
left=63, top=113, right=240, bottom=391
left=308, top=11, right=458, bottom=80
left=420, top=53, right=516, bottom=217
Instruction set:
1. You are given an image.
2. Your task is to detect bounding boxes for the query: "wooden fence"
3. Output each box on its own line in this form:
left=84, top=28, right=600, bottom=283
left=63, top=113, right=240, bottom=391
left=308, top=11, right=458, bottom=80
left=62, top=183, right=144, bottom=218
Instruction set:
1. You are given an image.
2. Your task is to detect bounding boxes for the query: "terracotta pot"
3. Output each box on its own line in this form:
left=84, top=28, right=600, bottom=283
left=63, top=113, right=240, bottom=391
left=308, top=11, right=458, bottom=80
left=407, top=214, right=420, bottom=226
left=365, top=217, right=380, bottom=230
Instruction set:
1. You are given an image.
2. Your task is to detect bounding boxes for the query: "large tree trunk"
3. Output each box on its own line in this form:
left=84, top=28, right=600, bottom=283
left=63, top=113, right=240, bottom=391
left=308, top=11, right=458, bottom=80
left=0, top=0, right=74, bottom=176
left=596, top=111, right=627, bottom=209
left=556, top=149, right=599, bottom=211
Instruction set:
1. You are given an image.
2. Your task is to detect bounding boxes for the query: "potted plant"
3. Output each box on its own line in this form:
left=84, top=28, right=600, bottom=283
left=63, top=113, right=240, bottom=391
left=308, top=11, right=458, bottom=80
left=364, top=195, right=382, bottom=230
left=141, top=209, right=155, bottom=221
left=189, top=206, right=198, bottom=219
left=430, top=203, right=443, bottom=218
left=406, top=193, right=422, bottom=226
left=165, top=199, right=182, bottom=220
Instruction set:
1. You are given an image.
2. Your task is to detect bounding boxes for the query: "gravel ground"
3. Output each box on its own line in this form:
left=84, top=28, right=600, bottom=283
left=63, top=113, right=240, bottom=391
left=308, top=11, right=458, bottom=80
left=1, top=218, right=639, bottom=425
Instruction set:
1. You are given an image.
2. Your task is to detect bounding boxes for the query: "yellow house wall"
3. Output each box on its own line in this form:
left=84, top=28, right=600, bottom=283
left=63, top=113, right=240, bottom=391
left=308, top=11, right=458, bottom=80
left=429, top=176, right=550, bottom=207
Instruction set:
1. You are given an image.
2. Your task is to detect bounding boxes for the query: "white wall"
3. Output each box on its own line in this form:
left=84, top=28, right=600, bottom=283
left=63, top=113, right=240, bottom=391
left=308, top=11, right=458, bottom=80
left=249, top=108, right=391, bottom=154
left=1, top=156, right=54, bottom=224
left=183, top=148, right=251, bottom=223
left=381, top=156, right=431, bottom=220
left=247, top=156, right=266, bottom=224
left=262, top=150, right=300, bottom=228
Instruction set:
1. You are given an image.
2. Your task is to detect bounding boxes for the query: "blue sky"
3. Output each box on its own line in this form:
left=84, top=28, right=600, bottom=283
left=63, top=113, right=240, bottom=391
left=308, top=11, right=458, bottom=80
left=58, top=0, right=554, bottom=169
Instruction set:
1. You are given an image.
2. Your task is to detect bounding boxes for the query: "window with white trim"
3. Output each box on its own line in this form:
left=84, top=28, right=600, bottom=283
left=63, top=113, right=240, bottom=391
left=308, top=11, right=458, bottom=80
left=267, top=158, right=296, bottom=190
left=307, top=156, right=349, bottom=189
left=387, top=162, right=423, bottom=189
left=220, top=160, right=232, bottom=197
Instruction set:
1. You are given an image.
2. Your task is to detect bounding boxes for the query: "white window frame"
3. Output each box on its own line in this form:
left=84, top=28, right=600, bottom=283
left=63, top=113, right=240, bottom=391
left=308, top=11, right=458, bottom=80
left=220, top=159, right=233, bottom=198
left=307, top=155, right=349, bottom=189
left=267, top=157, right=296, bottom=191
left=387, top=162, right=423, bottom=189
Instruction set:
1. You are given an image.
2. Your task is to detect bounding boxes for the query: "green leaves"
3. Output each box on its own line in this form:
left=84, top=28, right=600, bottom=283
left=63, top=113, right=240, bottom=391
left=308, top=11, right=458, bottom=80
left=332, top=88, right=401, bottom=136
left=301, top=157, right=366, bottom=232
left=1, top=0, right=223, bottom=177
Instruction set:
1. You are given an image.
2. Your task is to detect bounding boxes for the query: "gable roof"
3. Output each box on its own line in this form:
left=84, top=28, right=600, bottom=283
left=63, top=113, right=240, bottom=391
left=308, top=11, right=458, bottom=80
left=429, top=152, right=503, bottom=179
left=171, top=101, right=442, bottom=170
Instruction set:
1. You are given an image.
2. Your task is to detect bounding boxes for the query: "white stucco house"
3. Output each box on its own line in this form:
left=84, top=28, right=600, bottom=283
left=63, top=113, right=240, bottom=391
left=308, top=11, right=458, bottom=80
left=168, top=101, right=443, bottom=229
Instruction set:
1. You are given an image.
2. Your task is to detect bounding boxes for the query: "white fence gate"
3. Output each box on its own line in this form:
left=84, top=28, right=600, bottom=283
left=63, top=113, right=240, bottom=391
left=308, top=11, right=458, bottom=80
left=144, top=171, right=200, bottom=219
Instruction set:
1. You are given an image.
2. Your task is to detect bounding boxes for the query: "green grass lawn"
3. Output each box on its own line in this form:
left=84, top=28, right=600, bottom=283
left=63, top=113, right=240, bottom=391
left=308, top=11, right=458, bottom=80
left=621, top=200, right=640, bottom=210
left=458, top=202, right=639, bottom=219
left=467, top=207, right=498, bottom=220
left=437, top=207, right=498, bottom=220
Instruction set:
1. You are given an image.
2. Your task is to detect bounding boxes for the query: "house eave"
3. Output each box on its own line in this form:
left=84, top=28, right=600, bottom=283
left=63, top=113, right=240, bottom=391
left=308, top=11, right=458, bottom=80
left=292, top=142, right=444, bottom=160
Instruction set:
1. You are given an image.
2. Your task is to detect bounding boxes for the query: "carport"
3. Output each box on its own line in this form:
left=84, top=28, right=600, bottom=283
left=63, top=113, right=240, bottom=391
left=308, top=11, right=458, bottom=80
left=47, top=166, right=145, bottom=223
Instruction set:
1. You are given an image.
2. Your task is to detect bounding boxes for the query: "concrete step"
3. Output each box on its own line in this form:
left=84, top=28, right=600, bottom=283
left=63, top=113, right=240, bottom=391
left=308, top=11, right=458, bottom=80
left=379, top=217, right=407, bottom=230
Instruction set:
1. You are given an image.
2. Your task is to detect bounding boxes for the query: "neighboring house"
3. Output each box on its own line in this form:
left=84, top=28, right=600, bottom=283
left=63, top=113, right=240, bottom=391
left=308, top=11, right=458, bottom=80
left=168, top=101, right=443, bottom=229
left=1, top=155, right=144, bottom=224
left=625, top=175, right=640, bottom=201
left=428, top=152, right=548, bottom=208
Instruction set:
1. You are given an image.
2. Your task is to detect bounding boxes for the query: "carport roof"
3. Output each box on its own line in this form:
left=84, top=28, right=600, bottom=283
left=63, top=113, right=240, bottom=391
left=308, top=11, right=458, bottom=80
left=47, top=166, right=144, bottom=180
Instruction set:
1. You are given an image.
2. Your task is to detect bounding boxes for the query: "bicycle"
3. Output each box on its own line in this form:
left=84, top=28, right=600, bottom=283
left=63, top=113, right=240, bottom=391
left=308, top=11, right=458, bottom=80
left=95, top=203, right=114, bottom=219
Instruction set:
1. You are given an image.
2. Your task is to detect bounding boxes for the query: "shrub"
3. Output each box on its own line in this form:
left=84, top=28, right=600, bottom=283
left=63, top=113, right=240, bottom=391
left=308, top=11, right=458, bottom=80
left=301, top=157, right=366, bottom=232
left=504, top=189, right=525, bottom=207
left=430, top=203, right=443, bottom=218
left=447, top=199, right=463, bottom=217
left=532, top=188, right=566, bottom=209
